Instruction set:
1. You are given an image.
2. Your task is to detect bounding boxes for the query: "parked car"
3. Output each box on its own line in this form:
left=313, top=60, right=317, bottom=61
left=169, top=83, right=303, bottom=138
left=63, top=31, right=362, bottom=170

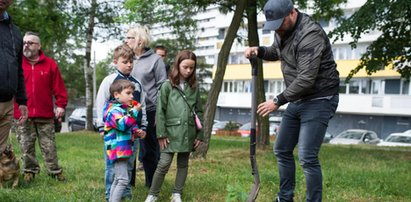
left=269, top=116, right=282, bottom=135
left=378, top=133, right=411, bottom=147
left=329, top=129, right=380, bottom=145
left=236, top=122, right=278, bottom=137
left=237, top=122, right=253, bottom=137
left=211, top=121, right=242, bottom=135
left=403, top=129, right=411, bottom=134
left=68, top=107, right=98, bottom=132
left=269, top=122, right=280, bottom=136
left=322, top=131, right=334, bottom=143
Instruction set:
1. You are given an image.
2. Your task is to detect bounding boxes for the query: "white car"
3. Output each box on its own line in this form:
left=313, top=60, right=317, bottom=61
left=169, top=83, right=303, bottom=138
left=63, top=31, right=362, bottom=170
left=403, top=129, right=411, bottom=134
left=378, top=133, right=411, bottom=147
left=329, top=129, right=380, bottom=145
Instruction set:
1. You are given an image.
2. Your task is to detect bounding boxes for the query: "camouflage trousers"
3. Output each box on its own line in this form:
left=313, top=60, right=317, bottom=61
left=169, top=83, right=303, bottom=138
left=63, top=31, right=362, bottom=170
left=15, top=118, right=62, bottom=174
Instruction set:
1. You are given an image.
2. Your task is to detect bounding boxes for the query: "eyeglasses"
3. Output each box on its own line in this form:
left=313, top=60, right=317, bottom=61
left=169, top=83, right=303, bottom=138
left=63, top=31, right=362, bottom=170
left=23, top=41, right=39, bottom=46
left=126, top=37, right=135, bottom=40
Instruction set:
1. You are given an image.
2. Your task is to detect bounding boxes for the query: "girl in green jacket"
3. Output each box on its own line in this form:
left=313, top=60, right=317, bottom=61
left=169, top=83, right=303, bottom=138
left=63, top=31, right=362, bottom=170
left=145, top=50, right=204, bottom=202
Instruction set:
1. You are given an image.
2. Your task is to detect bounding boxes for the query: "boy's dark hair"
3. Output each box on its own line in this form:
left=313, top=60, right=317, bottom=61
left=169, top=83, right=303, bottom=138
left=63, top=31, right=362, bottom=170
left=109, top=79, right=135, bottom=97
left=113, top=43, right=134, bottom=61
left=154, top=45, right=167, bottom=54
left=169, top=50, right=197, bottom=88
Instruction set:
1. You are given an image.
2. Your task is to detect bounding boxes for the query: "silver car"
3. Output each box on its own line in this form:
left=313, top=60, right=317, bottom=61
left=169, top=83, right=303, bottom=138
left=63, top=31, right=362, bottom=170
left=378, top=133, right=411, bottom=147
left=329, top=129, right=380, bottom=145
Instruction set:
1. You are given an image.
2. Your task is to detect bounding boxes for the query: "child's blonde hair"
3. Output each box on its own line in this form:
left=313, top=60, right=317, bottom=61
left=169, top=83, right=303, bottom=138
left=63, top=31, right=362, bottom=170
left=109, top=79, right=135, bottom=97
left=113, top=43, right=134, bottom=61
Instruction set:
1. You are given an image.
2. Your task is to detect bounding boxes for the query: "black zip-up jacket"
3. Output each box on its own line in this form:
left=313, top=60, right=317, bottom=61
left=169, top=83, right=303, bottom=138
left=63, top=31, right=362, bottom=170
left=258, top=10, right=339, bottom=105
left=0, top=13, right=27, bottom=105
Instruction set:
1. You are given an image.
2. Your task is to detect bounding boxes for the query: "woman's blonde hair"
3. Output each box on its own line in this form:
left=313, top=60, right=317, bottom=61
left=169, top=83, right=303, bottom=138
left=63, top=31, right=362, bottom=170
left=127, top=24, right=151, bottom=50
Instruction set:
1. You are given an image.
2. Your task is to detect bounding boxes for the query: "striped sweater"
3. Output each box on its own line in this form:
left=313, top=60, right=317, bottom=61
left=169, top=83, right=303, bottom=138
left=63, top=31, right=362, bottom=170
left=103, top=100, right=139, bottom=161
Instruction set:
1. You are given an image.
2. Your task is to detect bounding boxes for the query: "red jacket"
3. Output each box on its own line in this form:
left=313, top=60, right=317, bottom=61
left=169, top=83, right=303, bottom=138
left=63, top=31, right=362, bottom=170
left=14, top=50, right=68, bottom=119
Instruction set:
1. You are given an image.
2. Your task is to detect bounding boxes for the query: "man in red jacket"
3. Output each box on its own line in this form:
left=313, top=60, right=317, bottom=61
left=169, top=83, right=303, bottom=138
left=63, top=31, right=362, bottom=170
left=14, top=32, right=68, bottom=182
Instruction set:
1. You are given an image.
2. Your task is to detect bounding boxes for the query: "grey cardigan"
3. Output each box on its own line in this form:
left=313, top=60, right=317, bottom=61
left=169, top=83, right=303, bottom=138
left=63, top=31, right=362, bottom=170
left=131, top=48, right=167, bottom=112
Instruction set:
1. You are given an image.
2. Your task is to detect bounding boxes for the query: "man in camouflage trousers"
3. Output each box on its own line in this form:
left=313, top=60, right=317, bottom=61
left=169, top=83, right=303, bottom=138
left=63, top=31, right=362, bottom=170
left=14, top=32, right=68, bottom=182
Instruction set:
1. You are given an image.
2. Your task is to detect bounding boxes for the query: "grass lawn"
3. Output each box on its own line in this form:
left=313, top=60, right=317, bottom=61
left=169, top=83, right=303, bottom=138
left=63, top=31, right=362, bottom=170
left=0, top=131, right=410, bottom=201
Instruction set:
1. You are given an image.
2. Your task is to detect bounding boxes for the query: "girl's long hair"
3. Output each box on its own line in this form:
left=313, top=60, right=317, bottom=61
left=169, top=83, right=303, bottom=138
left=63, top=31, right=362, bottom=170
left=169, top=50, right=197, bottom=88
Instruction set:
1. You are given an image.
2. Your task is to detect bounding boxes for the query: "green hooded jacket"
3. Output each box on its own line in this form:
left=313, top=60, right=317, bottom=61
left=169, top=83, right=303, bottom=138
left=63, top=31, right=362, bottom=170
left=156, top=80, right=204, bottom=153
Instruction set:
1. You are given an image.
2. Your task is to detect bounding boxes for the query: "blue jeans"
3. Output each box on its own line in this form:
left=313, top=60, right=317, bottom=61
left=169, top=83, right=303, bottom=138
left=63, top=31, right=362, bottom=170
left=274, top=95, right=338, bottom=202
left=105, top=140, right=138, bottom=200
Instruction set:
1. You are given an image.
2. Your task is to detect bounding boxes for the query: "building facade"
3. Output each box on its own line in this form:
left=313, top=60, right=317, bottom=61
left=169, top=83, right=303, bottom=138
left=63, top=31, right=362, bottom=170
left=151, top=0, right=411, bottom=139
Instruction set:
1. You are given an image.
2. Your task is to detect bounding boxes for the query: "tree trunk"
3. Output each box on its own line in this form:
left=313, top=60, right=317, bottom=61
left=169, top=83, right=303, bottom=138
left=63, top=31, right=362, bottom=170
left=246, top=0, right=270, bottom=149
left=84, top=0, right=96, bottom=131
left=192, top=0, right=247, bottom=158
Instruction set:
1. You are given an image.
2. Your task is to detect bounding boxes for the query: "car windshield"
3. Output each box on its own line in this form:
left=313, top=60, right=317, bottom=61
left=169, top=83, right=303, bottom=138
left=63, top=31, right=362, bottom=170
left=338, top=131, right=363, bottom=140
left=239, top=123, right=251, bottom=130
left=386, top=135, right=411, bottom=143
left=213, top=121, right=228, bottom=129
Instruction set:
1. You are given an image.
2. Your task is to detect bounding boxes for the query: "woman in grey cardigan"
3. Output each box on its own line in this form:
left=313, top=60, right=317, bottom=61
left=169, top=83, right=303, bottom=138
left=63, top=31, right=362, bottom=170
left=126, top=24, right=167, bottom=188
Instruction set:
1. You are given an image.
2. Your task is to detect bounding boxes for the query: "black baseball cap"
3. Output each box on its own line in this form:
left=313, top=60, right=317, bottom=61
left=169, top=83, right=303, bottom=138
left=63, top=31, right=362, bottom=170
left=263, top=0, right=294, bottom=31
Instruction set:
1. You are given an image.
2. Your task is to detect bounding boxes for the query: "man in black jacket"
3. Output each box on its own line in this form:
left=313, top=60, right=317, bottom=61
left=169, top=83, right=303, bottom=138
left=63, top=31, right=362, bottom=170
left=244, top=0, right=339, bottom=201
left=0, top=0, right=28, bottom=153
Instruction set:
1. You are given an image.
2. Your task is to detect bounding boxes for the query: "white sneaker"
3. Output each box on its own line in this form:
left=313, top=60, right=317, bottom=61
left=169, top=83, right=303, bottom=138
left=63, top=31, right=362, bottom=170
left=171, top=193, right=182, bottom=202
left=145, top=195, right=158, bottom=202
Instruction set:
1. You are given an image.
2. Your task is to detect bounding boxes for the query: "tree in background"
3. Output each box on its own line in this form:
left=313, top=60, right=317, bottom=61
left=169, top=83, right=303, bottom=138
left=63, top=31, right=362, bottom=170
left=64, top=0, right=125, bottom=130
left=9, top=0, right=84, bottom=98
left=330, top=0, right=411, bottom=80
left=11, top=0, right=126, bottom=130
left=124, top=0, right=197, bottom=51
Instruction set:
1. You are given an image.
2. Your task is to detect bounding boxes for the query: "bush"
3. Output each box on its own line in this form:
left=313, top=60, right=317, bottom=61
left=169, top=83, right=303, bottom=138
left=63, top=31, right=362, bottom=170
left=224, top=121, right=241, bottom=131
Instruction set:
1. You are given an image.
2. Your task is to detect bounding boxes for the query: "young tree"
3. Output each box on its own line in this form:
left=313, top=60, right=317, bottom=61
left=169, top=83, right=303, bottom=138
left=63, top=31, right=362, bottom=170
left=330, top=0, right=411, bottom=80
left=246, top=0, right=270, bottom=149
left=193, top=0, right=247, bottom=158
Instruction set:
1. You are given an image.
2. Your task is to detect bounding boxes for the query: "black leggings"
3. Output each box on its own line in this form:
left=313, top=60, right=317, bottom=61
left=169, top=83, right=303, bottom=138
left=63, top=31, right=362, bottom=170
left=141, top=110, right=160, bottom=187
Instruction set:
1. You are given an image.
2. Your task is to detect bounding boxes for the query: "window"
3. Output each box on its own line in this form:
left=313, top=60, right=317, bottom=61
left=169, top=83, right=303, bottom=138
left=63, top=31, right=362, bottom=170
left=360, top=79, right=370, bottom=94
left=262, top=25, right=271, bottom=34
left=339, top=80, right=347, bottom=94
left=244, top=81, right=251, bottom=93
left=238, top=81, right=244, bottom=93
left=218, top=28, right=225, bottom=40
left=371, top=80, right=381, bottom=94
left=223, top=82, right=228, bottom=92
left=268, top=81, right=275, bottom=93
left=276, top=81, right=283, bottom=94
left=233, top=81, right=238, bottom=92
left=230, top=55, right=238, bottom=64
left=401, top=80, right=409, bottom=95
left=349, top=80, right=360, bottom=94
left=385, top=79, right=400, bottom=94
